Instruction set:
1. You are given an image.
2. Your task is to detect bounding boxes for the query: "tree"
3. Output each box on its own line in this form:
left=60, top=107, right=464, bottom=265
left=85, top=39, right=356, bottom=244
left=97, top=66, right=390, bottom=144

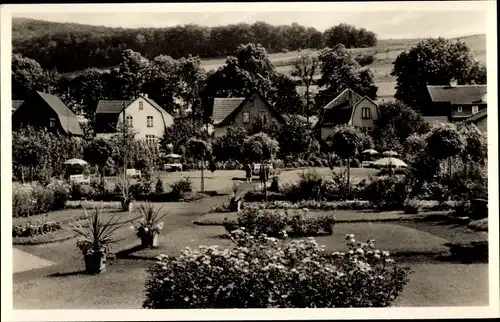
left=83, top=137, right=114, bottom=194
left=323, top=23, right=377, bottom=48
left=204, top=43, right=278, bottom=99
left=268, top=73, right=304, bottom=116
left=243, top=133, right=279, bottom=201
left=373, top=101, right=429, bottom=153
left=212, top=126, right=248, bottom=162
left=291, top=53, right=320, bottom=122
left=458, top=124, right=487, bottom=176
left=277, top=115, right=316, bottom=160
left=160, top=119, right=208, bottom=157
left=326, top=125, right=365, bottom=195
left=316, top=45, right=377, bottom=108
left=392, top=38, right=487, bottom=111
left=116, top=49, right=150, bottom=99
left=425, top=123, right=465, bottom=181
left=187, top=138, right=212, bottom=192
left=12, top=54, right=52, bottom=99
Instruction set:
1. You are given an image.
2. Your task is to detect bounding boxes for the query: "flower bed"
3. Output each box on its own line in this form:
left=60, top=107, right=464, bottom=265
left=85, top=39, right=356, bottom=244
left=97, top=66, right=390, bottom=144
left=12, top=220, right=63, bottom=237
left=12, top=180, right=71, bottom=217
left=223, top=208, right=335, bottom=238
left=143, top=231, right=411, bottom=308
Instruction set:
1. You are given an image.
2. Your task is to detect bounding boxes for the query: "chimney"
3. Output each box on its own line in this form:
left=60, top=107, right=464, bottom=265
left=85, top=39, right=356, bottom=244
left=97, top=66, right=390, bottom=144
left=144, top=93, right=148, bottom=98
left=449, top=79, right=458, bottom=88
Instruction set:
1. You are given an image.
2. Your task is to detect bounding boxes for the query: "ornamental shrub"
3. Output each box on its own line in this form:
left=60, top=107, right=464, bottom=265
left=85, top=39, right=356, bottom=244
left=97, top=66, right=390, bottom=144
left=360, top=176, right=409, bottom=210
left=170, top=177, right=193, bottom=200
left=12, top=220, right=63, bottom=237
left=143, top=231, right=411, bottom=308
left=46, top=179, right=71, bottom=210
left=223, top=207, right=335, bottom=238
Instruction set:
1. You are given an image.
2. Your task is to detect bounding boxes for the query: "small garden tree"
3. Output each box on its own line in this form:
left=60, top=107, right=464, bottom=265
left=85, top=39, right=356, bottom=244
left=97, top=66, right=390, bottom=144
left=243, top=132, right=279, bottom=201
left=326, top=125, right=365, bottom=195
left=425, top=123, right=465, bottom=181
left=83, top=137, right=114, bottom=194
left=187, top=138, right=212, bottom=192
left=212, top=126, right=248, bottom=163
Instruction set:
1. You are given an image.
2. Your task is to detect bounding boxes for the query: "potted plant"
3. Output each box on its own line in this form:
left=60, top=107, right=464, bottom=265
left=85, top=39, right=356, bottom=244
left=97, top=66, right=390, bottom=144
left=229, top=182, right=243, bottom=212
left=117, top=177, right=134, bottom=212
left=134, top=202, right=168, bottom=248
left=70, top=208, right=125, bottom=274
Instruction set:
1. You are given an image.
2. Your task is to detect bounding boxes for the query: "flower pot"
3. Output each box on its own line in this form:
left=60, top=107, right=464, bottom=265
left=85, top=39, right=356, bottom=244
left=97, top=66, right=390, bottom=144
left=121, top=200, right=133, bottom=212
left=230, top=199, right=242, bottom=212
left=141, top=232, right=159, bottom=248
left=84, top=252, right=106, bottom=274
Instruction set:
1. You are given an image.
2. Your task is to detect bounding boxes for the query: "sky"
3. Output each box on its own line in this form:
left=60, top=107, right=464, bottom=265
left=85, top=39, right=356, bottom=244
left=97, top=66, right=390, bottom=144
left=12, top=6, right=488, bottom=39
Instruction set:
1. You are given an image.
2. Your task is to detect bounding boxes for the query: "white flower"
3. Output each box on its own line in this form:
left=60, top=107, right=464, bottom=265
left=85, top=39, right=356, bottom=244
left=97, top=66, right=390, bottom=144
left=382, top=251, right=390, bottom=257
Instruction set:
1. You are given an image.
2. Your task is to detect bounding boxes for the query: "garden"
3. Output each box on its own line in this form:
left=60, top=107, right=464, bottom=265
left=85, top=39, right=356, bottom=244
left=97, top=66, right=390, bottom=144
left=12, top=111, right=489, bottom=309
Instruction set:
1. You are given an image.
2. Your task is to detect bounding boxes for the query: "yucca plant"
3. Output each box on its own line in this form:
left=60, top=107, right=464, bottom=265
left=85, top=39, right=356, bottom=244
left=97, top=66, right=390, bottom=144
left=117, top=176, right=134, bottom=212
left=70, top=207, right=126, bottom=274
left=134, top=202, right=168, bottom=248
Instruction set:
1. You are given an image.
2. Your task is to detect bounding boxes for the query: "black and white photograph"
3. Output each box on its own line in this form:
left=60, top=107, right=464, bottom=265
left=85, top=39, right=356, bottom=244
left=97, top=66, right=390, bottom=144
left=1, top=1, right=498, bottom=320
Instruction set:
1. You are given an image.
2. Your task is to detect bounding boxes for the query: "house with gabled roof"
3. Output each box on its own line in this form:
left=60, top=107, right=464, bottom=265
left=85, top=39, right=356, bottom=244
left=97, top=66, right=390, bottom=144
left=95, top=94, right=174, bottom=144
left=12, top=91, right=83, bottom=136
left=316, top=88, right=381, bottom=140
left=425, top=81, right=487, bottom=122
left=211, top=92, right=286, bottom=137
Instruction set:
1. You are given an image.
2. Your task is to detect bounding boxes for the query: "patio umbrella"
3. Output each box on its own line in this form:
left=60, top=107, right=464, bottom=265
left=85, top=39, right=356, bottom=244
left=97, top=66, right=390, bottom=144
left=382, top=150, right=399, bottom=157
left=373, top=157, right=408, bottom=168
left=64, top=158, right=88, bottom=166
left=362, top=149, right=379, bottom=155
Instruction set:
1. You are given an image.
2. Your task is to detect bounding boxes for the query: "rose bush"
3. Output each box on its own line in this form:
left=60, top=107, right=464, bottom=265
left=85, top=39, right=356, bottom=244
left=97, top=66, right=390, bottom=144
left=143, top=231, right=411, bottom=308
left=223, top=207, right=334, bottom=238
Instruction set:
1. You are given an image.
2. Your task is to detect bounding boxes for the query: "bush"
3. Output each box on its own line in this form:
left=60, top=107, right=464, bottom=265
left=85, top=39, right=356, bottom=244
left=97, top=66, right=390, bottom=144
left=350, top=158, right=361, bottom=168
left=224, top=207, right=335, bottom=238
left=46, top=179, right=71, bottom=210
left=269, top=176, right=280, bottom=193
left=170, top=177, right=193, bottom=200
left=12, top=183, right=36, bottom=217
left=355, top=54, right=375, bottom=66
left=403, top=199, right=420, bottom=214
left=297, top=170, right=324, bottom=201
left=70, top=183, right=96, bottom=200
left=13, top=220, right=62, bottom=237
left=377, top=167, right=407, bottom=176
left=143, top=231, right=411, bottom=308
left=360, top=176, right=408, bottom=210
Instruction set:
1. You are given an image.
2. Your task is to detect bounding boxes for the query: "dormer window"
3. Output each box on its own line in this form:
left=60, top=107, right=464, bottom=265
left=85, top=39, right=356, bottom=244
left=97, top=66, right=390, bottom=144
left=457, top=106, right=462, bottom=112
left=49, top=117, right=56, bottom=128
left=139, top=101, right=144, bottom=110
left=472, top=106, right=479, bottom=114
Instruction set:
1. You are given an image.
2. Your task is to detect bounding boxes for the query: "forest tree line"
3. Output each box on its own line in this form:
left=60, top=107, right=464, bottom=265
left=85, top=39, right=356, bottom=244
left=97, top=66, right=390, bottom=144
left=12, top=18, right=377, bottom=73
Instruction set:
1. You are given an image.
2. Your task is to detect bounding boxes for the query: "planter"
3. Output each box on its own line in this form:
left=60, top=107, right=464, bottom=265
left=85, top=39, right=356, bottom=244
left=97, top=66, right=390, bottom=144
left=140, top=232, right=159, bottom=248
left=230, top=199, right=242, bottom=212
left=84, top=252, right=106, bottom=274
left=121, top=199, right=133, bottom=212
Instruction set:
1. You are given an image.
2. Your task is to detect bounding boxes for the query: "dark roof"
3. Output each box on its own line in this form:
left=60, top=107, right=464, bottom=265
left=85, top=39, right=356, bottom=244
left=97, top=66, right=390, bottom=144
left=12, top=100, right=24, bottom=111
left=214, top=92, right=287, bottom=126
left=320, top=107, right=353, bottom=126
left=96, top=100, right=133, bottom=114
left=212, top=98, right=245, bottom=125
left=427, top=85, right=487, bottom=105
left=323, top=88, right=363, bottom=110
left=465, top=109, right=487, bottom=123
left=36, top=91, right=83, bottom=136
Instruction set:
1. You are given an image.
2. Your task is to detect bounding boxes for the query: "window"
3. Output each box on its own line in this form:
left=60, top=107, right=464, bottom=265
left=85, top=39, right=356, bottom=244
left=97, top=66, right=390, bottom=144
left=146, top=135, right=156, bottom=145
left=249, top=99, right=255, bottom=108
left=126, top=115, right=133, bottom=127
left=361, top=107, right=371, bottom=119
left=242, top=112, right=250, bottom=124
left=472, top=106, right=479, bottom=114
left=457, top=106, right=463, bottom=112
left=147, top=116, right=153, bottom=127
left=139, top=101, right=144, bottom=110
left=260, top=111, right=267, bottom=124
left=49, top=117, right=56, bottom=128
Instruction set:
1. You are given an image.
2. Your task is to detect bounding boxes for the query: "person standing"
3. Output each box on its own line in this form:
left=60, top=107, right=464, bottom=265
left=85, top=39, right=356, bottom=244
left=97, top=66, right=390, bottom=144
left=245, top=163, right=252, bottom=183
